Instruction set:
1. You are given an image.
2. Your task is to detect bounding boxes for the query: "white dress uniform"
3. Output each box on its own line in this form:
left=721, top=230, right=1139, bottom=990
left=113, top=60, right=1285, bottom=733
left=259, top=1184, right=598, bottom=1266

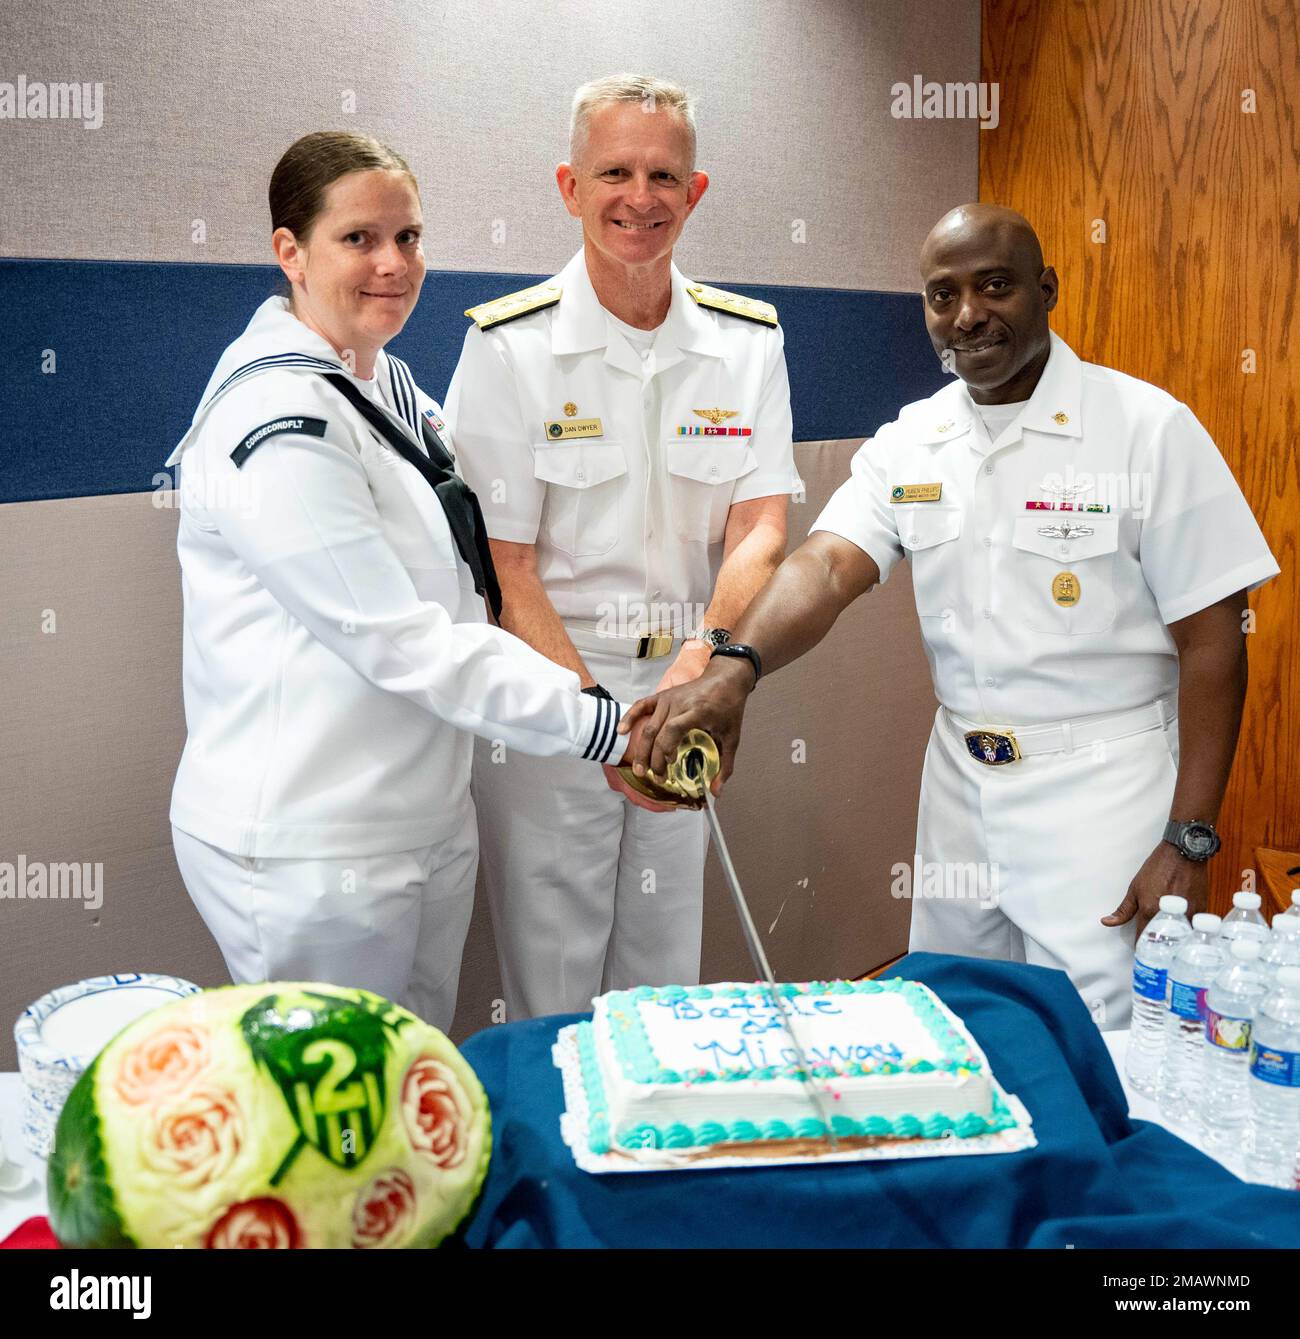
left=444, top=250, right=800, bottom=1018
left=813, top=332, right=1279, bottom=1028
left=164, top=297, right=629, bottom=1032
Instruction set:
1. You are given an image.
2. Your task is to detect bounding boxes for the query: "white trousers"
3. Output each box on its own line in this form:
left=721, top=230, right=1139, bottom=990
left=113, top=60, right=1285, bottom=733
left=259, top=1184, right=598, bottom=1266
left=172, top=810, right=477, bottom=1035
left=472, top=647, right=709, bottom=1020
left=908, top=708, right=1180, bottom=1031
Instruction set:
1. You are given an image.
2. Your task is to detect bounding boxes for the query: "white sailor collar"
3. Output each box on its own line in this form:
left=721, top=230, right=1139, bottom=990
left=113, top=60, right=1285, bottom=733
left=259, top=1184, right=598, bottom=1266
left=166, top=297, right=423, bottom=465
left=908, top=331, right=1084, bottom=446
left=549, top=250, right=725, bottom=372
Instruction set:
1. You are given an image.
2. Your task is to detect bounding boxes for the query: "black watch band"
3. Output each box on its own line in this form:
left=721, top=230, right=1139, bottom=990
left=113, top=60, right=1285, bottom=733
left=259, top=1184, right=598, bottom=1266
left=1163, top=819, right=1221, bottom=862
left=581, top=684, right=613, bottom=700
left=709, top=642, right=762, bottom=686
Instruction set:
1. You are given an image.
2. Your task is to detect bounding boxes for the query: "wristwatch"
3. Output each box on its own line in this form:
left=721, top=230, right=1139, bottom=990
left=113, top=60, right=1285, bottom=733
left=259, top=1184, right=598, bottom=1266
left=709, top=642, right=762, bottom=686
left=1163, top=819, right=1222, bottom=862
left=689, top=627, right=732, bottom=650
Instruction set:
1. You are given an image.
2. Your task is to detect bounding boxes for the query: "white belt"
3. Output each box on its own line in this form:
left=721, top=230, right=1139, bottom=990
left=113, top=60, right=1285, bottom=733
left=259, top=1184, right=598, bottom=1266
left=942, top=695, right=1176, bottom=765
left=564, top=620, right=682, bottom=660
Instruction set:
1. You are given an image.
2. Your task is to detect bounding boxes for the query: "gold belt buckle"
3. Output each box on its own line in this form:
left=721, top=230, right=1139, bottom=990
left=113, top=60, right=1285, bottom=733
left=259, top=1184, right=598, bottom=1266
left=635, top=633, right=674, bottom=660
left=964, top=729, right=1022, bottom=766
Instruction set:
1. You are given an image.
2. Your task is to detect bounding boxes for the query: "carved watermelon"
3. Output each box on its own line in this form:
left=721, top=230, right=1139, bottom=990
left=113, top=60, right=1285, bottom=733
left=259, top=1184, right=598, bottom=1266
left=47, top=983, right=491, bottom=1248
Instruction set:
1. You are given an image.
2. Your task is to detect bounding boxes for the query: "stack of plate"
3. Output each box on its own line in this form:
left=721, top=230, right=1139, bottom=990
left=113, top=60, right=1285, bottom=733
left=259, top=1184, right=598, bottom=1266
left=14, top=973, right=201, bottom=1157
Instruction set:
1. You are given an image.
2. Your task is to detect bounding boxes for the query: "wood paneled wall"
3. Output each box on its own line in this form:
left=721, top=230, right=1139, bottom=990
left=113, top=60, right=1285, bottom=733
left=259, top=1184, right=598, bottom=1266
left=980, top=0, right=1299, bottom=911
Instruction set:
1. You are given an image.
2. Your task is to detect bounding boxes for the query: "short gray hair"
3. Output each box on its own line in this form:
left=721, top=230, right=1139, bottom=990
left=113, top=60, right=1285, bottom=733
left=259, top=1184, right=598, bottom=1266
left=569, top=73, right=697, bottom=167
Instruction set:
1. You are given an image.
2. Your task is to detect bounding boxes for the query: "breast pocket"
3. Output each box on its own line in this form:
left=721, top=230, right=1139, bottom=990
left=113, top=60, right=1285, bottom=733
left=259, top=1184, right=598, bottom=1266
left=899, top=504, right=963, bottom=617
left=664, top=439, right=758, bottom=543
left=533, top=440, right=629, bottom=558
left=1009, top=514, right=1120, bottom=634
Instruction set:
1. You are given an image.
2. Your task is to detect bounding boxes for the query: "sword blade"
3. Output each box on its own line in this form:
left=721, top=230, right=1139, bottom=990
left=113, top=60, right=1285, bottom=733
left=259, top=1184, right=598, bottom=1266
left=701, top=787, right=839, bottom=1151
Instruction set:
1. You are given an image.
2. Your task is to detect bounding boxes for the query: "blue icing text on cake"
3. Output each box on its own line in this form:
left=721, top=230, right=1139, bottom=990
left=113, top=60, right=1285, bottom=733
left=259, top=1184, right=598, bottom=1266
left=579, top=980, right=1017, bottom=1154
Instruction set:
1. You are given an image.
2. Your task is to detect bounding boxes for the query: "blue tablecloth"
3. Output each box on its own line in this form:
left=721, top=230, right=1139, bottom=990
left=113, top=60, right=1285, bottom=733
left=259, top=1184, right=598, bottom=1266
left=459, top=952, right=1300, bottom=1248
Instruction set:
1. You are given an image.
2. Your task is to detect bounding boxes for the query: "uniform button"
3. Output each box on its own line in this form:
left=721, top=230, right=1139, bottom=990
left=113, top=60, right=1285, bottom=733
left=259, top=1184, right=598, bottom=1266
left=576, top=470, right=586, bottom=481
left=908, top=533, right=919, bottom=545
left=709, top=465, right=719, bottom=477
left=984, top=463, right=994, bottom=475
left=984, top=677, right=996, bottom=687
left=982, top=536, right=992, bottom=548
left=1059, top=544, right=1069, bottom=557
left=982, top=608, right=993, bottom=619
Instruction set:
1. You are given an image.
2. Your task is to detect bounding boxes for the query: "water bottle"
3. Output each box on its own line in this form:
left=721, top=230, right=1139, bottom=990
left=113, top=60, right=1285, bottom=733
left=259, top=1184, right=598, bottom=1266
left=1156, top=913, right=1225, bottom=1126
left=1126, top=895, right=1192, bottom=1095
left=1277, top=889, right=1300, bottom=926
left=1246, top=965, right=1300, bottom=1189
left=1258, top=916, right=1300, bottom=986
left=1220, top=891, right=1270, bottom=947
left=1199, top=939, right=1270, bottom=1150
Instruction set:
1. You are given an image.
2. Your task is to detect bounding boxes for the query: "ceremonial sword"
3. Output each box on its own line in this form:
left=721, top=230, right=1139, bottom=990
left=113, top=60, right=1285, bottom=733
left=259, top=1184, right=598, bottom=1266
left=669, top=733, right=841, bottom=1151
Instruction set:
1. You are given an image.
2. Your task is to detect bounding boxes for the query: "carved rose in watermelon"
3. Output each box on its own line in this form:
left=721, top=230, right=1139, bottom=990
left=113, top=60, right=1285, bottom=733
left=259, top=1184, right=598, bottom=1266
left=47, top=983, right=491, bottom=1248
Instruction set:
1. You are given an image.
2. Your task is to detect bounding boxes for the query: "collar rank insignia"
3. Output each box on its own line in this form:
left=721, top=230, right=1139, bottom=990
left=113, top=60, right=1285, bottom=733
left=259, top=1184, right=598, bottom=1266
left=465, top=283, right=562, bottom=331
left=685, top=283, right=778, bottom=327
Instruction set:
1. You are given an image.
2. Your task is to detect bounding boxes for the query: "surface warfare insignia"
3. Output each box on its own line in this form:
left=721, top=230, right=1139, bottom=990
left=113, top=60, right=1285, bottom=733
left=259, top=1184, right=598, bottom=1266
left=890, top=483, right=943, bottom=503
left=1036, top=520, right=1094, bottom=540
left=464, top=282, right=562, bottom=331
left=230, top=416, right=328, bottom=468
left=694, top=408, right=740, bottom=426
left=684, top=283, right=778, bottom=327
left=240, top=987, right=413, bottom=1183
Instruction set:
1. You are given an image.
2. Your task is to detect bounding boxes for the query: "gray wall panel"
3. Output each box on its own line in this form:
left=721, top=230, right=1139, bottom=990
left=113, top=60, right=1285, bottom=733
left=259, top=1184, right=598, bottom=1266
left=0, top=440, right=936, bottom=1067
left=1, top=0, right=979, bottom=289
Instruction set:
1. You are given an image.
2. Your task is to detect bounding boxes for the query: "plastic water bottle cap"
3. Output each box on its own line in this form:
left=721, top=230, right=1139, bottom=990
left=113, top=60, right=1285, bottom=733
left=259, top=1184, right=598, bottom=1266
left=1158, top=895, right=1188, bottom=914
left=1233, top=891, right=1262, bottom=909
left=1291, top=888, right=1300, bottom=907
left=1192, top=913, right=1221, bottom=931
left=1277, top=967, right=1300, bottom=989
left=1230, top=938, right=1262, bottom=961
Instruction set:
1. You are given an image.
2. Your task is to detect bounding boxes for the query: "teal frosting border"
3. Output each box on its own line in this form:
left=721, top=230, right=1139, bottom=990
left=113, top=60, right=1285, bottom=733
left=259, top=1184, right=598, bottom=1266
left=575, top=1019, right=1017, bottom=1154
left=603, top=980, right=982, bottom=1086
left=580, top=983, right=1020, bottom=1155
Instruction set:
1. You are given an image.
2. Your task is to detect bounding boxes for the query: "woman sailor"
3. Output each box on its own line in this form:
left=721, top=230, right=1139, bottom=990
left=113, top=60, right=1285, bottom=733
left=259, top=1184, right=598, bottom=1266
left=164, top=131, right=648, bottom=1031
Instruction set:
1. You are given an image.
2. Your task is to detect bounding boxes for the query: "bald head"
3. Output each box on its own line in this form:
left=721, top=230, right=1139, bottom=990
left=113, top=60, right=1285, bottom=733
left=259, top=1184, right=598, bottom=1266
left=919, top=202, right=1058, bottom=404
left=921, top=203, right=1045, bottom=277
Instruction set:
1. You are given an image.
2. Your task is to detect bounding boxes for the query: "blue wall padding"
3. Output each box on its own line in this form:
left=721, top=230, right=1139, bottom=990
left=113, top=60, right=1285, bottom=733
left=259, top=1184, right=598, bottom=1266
left=0, top=258, right=949, bottom=504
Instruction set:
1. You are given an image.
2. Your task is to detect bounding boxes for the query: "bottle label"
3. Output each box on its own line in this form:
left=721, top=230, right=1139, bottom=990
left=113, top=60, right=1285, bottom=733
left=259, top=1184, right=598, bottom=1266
left=1250, top=1044, right=1300, bottom=1088
left=1205, top=1008, right=1252, bottom=1051
left=1169, top=980, right=1207, bottom=1021
left=1132, top=959, right=1167, bottom=1002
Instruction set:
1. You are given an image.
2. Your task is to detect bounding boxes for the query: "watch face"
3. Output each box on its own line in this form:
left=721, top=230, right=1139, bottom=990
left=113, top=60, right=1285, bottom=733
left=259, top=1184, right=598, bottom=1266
left=1183, top=824, right=1218, bottom=857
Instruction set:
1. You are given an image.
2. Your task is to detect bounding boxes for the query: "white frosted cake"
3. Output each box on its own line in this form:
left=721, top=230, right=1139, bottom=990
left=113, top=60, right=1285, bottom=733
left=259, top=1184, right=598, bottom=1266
left=575, top=979, right=1018, bottom=1154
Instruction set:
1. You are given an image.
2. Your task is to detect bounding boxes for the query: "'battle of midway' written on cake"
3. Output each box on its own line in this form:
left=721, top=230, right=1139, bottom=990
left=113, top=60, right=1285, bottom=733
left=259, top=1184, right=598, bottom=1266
left=568, top=978, right=1030, bottom=1161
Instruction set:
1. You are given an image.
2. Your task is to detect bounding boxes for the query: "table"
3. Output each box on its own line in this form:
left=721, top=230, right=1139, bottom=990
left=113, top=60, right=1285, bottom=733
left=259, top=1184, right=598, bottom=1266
left=456, top=953, right=1300, bottom=1248
left=3, top=953, right=1295, bottom=1247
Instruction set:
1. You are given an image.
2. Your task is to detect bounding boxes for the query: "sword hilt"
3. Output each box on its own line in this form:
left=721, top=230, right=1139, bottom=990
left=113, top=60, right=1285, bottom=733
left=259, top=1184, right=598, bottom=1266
left=617, top=728, right=720, bottom=808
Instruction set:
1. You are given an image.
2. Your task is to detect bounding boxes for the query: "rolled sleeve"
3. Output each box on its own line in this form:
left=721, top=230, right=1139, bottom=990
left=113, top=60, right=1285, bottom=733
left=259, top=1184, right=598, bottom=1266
left=730, top=323, right=802, bottom=505
left=444, top=324, right=546, bottom=544
left=809, top=425, right=905, bottom=582
left=1137, top=403, right=1280, bottom=624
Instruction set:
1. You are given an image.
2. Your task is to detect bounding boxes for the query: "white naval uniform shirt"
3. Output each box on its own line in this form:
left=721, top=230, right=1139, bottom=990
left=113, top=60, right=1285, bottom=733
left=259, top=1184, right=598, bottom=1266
left=164, top=298, right=627, bottom=859
left=813, top=332, right=1280, bottom=725
left=443, top=251, right=801, bottom=634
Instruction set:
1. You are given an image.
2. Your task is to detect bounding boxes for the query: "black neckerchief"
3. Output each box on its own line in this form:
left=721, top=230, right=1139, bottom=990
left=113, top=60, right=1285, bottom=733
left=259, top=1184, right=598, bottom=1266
left=322, top=372, right=502, bottom=621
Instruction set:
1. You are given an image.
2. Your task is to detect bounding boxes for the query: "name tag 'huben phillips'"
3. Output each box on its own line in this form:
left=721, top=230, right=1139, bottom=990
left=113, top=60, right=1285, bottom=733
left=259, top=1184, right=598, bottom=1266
left=544, top=418, right=603, bottom=440
left=890, top=483, right=943, bottom=503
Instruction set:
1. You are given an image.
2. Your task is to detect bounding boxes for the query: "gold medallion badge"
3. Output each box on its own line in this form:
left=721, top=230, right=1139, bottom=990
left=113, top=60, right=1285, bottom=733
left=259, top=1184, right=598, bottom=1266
left=1052, top=571, right=1080, bottom=606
